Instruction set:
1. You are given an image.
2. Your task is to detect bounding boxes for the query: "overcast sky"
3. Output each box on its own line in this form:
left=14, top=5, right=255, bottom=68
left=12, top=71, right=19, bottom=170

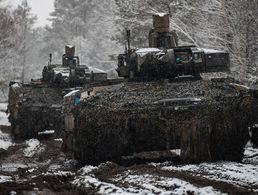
left=6, top=0, right=54, bottom=27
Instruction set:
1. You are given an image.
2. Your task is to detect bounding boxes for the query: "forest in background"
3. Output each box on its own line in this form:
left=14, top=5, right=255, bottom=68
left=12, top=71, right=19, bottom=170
left=0, top=0, right=257, bottom=100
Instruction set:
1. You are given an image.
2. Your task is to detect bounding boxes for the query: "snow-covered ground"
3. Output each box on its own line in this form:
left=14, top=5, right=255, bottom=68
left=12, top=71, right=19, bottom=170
left=0, top=105, right=13, bottom=150
left=158, top=162, right=258, bottom=190
left=0, top=111, right=10, bottom=126
left=0, top=103, right=8, bottom=111
left=0, top=175, right=12, bottom=184
left=113, top=174, right=224, bottom=195
left=73, top=168, right=224, bottom=195
left=1, top=163, right=38, bottom=173
left=0, top=130, right=13, bottom=150
left=243, top=145, right=258, bottom=165
left=23, top=139, right=45, bottom=157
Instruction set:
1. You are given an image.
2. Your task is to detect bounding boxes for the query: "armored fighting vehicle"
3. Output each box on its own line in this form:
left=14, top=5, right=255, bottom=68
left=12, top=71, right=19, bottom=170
left=8, top=46, right=108, bottom=139
left=42, top=45, right=107, bottom=86
left=69, top=14, right=258, bottom=166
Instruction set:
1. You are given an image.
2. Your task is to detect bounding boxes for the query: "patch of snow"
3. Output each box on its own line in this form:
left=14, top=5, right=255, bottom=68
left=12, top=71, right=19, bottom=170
left=79, top=165, right=98, bottom=175
left=244, top=147, right=258, bottom=157
left=64, top=90, right=80, bottom=98
left=11, top=83, right=20, bottom=89
left=114, top=174, right=224, bottom=195
left=73, top=165, right=130, bottom=194
left=171, top=149, right=181, bottom=156
left=0, top=175, right=12, bottom=183
left=44, top=171, right=74, bottom=177
left=72, top=175, right=134, bottom=194
left=245, top=140, right=253, bottom=147
left=160, top=161, right=258, bottom=189
left=73, top=163, right=224, bottom=195
left=0, top=163, right=37, bottom=172
left=243, top=146, right=258, bottom=164
left=0, top=103, right=8, bottom=111
left=10, top=191, right=17, bottom=195
left=229, top=83, right=249, bottom=91
left=0, top=111, right=10, bottom=126
left=253, top=124, right=258, bottom=128
left=73, top=172, right=224, bottom=195
left=54, top=138, right=63, bottom=142
left=156, top=12, right=167, bottom=17
left=202, top=48, right=225, bottom=54
left=27, top=168, right=36, bottom=173
left=1, top=163, right=28, bottom=172
left=23, top=139, right=44, bottom=158
left=0, top=130, right=13, bottom=150
left=88, top=66, right=106, bottom=74
left=48, top=164, right=61, bottom=171
left=136, top=48, right=161, bottom=54
left=38, top=130, right=55, bottom=135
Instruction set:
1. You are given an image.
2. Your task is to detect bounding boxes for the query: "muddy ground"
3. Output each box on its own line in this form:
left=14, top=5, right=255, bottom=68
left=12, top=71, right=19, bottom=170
left=0, top=104, right=258, bottom=195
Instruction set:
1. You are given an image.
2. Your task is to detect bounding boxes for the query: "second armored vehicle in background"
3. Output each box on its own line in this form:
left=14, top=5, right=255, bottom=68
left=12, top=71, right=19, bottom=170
left=8, top=46, right=108, bottom=139
left=43, top=45, right=107, bottom=86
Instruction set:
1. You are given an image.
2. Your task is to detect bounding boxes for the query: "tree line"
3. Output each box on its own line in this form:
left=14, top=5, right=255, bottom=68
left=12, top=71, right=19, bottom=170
left=0, top=0, right=257, bottom=99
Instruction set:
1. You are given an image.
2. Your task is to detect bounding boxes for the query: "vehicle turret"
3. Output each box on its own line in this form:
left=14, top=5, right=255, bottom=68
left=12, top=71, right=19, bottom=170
left=117, top=14, right=230, bottom=80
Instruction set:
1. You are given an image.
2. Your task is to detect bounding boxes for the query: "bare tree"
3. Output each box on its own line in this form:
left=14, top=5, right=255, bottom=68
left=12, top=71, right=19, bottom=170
left=114, top=0, right=258, bottom=81
left=44, top=0, right=120, bottom=68
left=12, top=0, right=35, bottom=82
left=0, top=5, right=15, bottom=99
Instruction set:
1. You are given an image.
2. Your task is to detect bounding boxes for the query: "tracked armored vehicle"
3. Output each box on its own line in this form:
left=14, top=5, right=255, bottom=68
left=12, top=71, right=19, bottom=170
left=8, top=46, right=108, bottom=139
left=42, top=45, right=107, bottom=86
left=70, top=14, right=258, bottom=166
left=72, top=80, right=258, bottom=165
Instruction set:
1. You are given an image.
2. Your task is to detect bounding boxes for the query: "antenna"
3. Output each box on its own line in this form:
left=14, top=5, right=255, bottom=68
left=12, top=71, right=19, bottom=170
left=126, top=29, right=131, bottom=52
left=125, top=42, right=128, bottom=53
left=49, top=53, right=52, bottom=66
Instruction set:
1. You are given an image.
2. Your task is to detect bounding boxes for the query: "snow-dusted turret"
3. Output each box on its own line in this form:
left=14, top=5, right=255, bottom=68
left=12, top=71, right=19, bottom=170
left=42, top=45, right=107, bottom=86
left=117, top=14, right=230, bottom=80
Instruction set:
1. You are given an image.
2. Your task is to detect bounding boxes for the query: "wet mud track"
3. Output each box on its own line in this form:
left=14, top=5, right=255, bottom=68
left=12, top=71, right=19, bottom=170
left=0, top=147, right=258, bottom=194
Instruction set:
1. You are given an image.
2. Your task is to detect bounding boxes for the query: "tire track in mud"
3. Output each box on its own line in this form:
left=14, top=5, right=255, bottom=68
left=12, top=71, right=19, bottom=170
left=149, top=168, right=255, bottom=195
left=93, top=164, right=257, bottom=195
